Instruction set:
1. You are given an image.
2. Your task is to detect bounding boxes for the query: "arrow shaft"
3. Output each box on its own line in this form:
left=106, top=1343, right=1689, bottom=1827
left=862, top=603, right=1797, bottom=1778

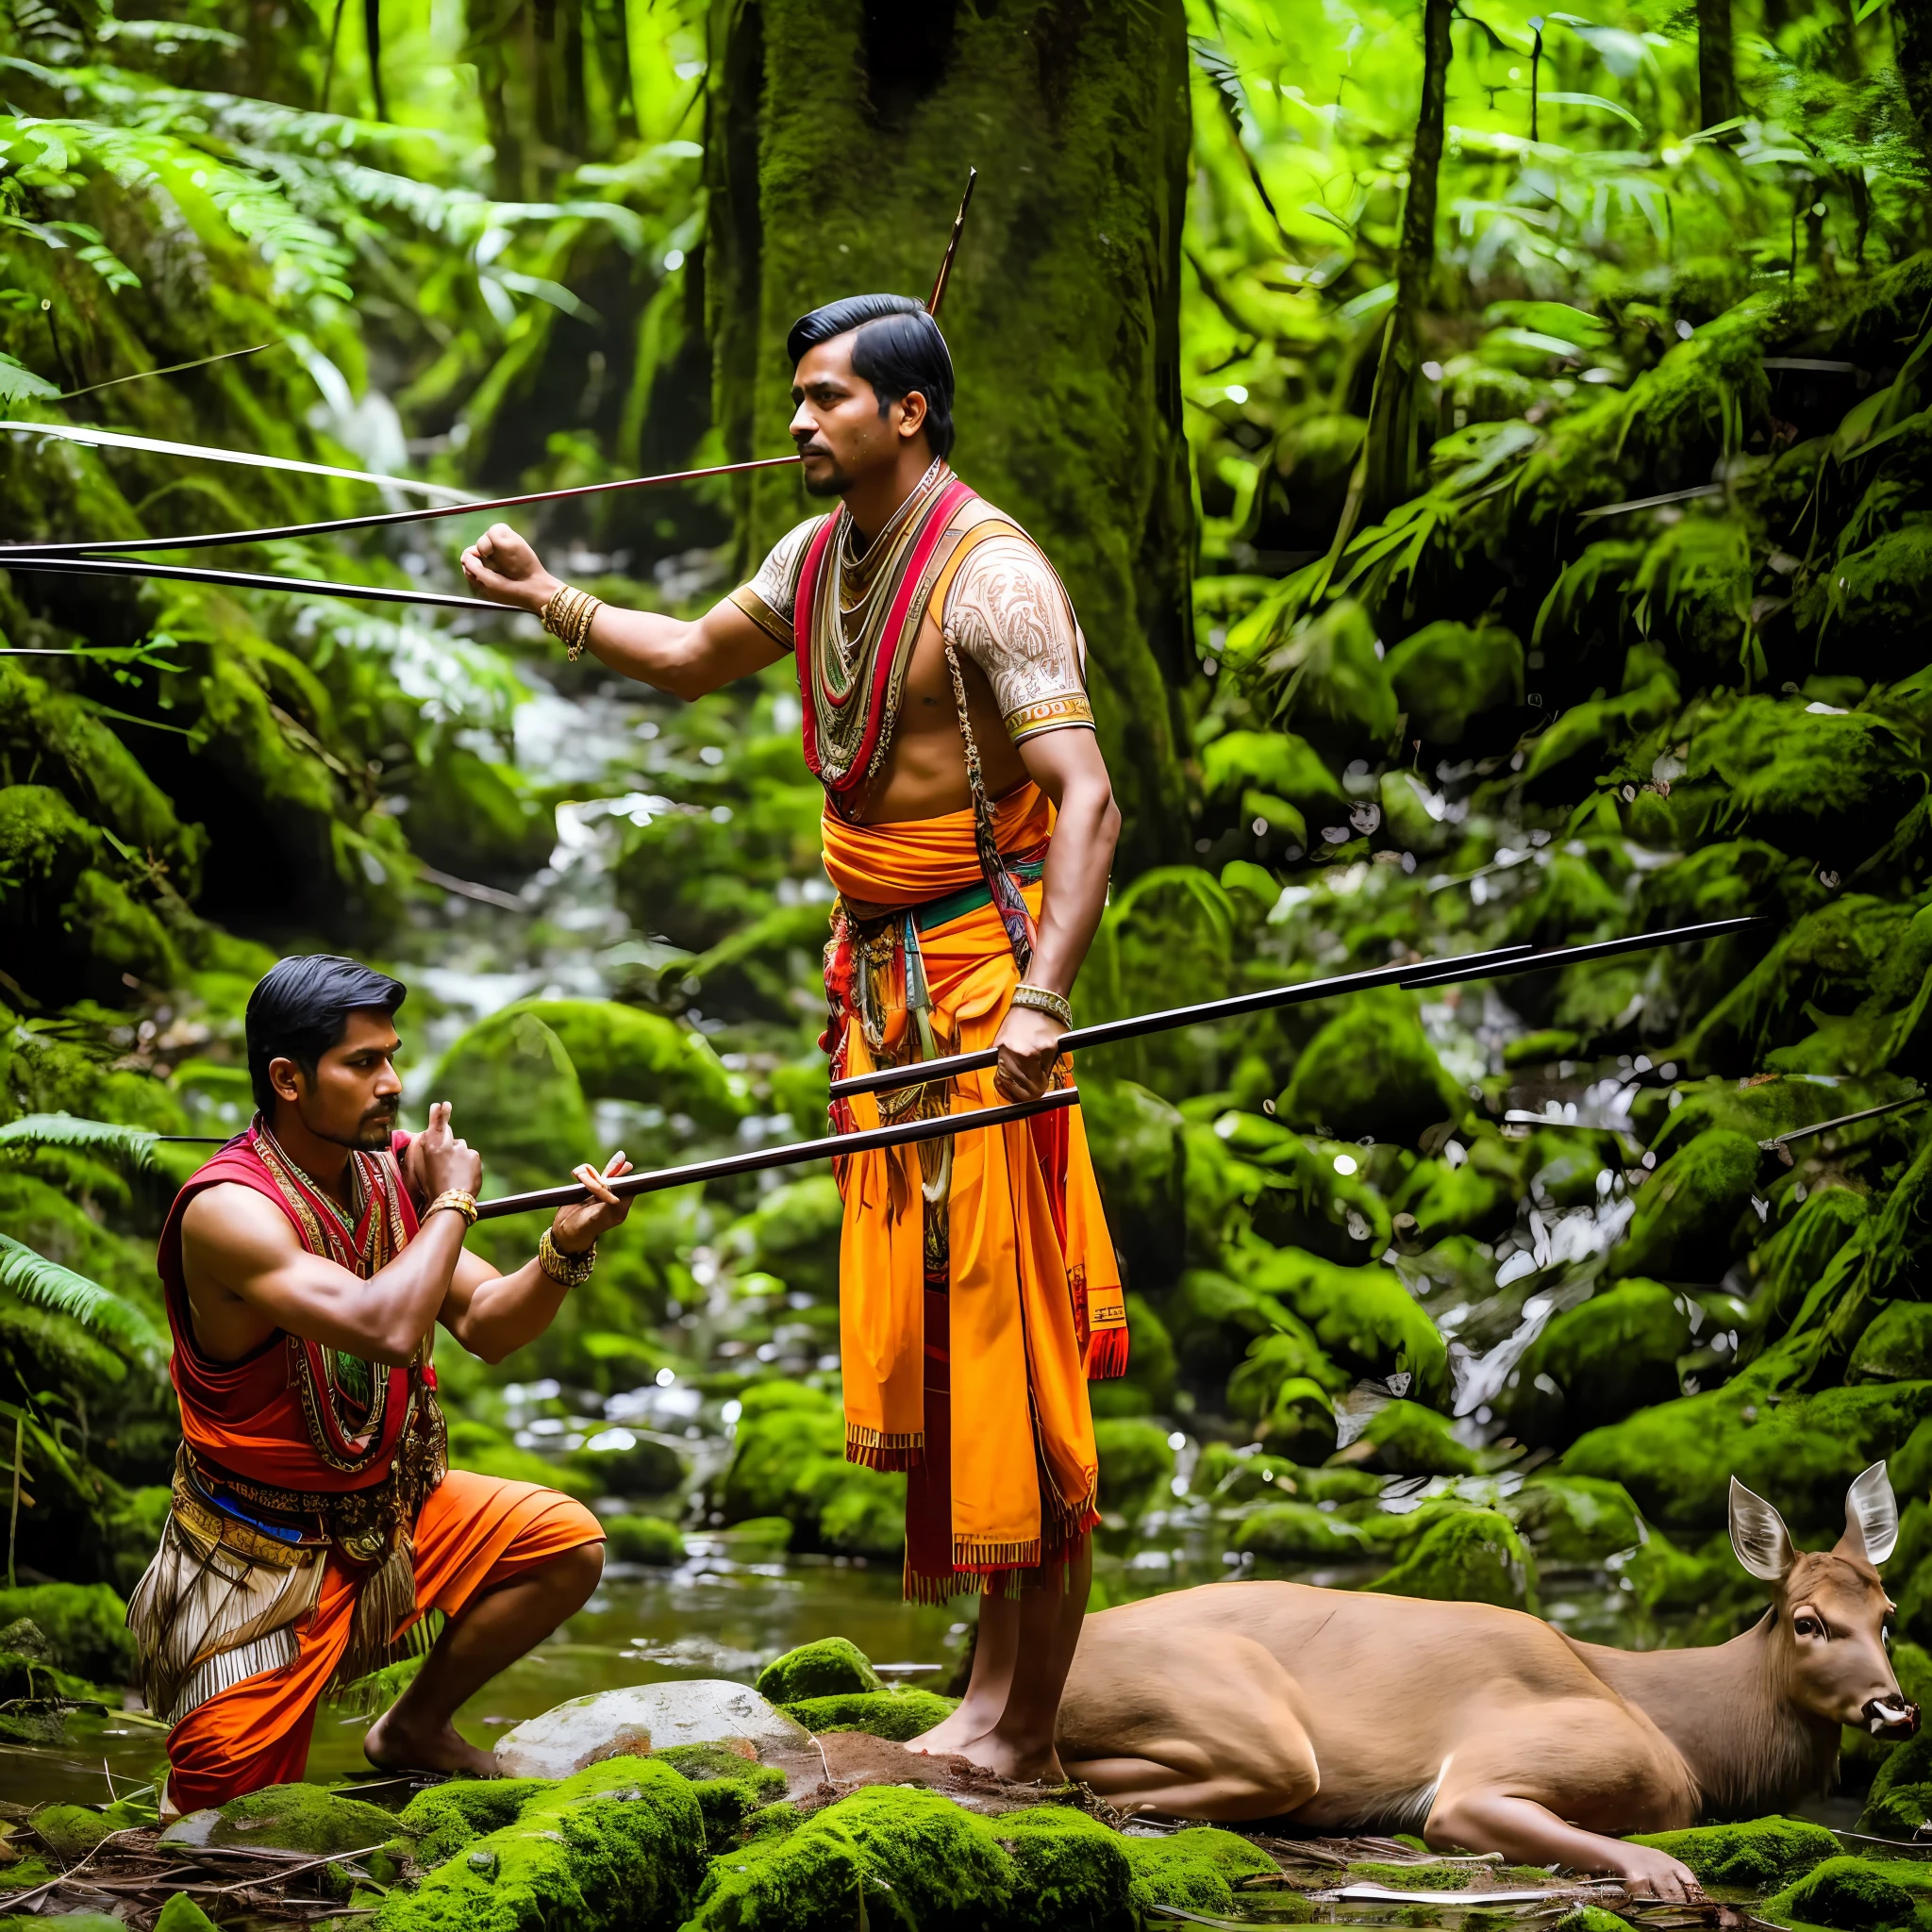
left=6, top=554, right=503, bottom=610
left=472, top=1086, right=1077, bottom=1221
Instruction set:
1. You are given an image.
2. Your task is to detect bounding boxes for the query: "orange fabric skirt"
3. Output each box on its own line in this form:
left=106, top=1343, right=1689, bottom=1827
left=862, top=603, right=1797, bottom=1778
left=821, top=788, right=1124, bottom=1593
left=164, top=1471, right=603, bottom=1810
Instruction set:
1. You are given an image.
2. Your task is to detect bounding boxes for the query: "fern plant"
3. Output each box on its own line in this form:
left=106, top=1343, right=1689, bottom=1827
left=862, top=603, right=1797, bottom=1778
left=0, top=1234, right=164, bottom=1357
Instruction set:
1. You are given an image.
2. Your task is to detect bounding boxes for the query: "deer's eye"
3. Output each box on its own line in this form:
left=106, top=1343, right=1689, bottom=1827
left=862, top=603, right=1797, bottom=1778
left=1795, top=1613, right=1824, bottom=1638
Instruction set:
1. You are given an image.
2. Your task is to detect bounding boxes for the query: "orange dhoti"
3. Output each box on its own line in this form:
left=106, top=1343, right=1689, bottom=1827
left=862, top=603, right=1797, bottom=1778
left=165, top=1470, right=602, bottom=1810
left=822, top=782, right=1126, bottom=1602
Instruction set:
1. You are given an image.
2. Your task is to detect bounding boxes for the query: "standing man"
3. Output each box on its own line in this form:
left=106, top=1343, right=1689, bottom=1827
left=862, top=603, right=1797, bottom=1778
left=134, top=954, right=632, bottom=1809
left=459, top=293, right=1126, bottom=1782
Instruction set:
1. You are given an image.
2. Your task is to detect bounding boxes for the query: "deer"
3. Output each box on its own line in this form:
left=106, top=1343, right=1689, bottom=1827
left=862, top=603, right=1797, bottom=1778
left=1055, top=1464, right=1918, bottom=1901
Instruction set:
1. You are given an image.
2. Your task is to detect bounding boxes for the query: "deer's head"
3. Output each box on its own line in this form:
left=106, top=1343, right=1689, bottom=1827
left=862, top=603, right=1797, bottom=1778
left=1731, top=1462, right=1918, bottom=1739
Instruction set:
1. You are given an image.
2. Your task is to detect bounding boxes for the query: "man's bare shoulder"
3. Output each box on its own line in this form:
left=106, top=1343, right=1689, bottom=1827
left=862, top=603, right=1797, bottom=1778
left=180, top=1182, right=302, bottom=1274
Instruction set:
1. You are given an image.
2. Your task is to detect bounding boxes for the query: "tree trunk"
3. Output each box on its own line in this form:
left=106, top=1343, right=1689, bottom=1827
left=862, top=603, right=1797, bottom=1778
left=702, top=0, right=1198, bottom=875
left=1697, top=0, right=1740, bottom=129
left=1359, top=0, right=1450, bottom=525
left=1897, top=0, right=1932, bottom=153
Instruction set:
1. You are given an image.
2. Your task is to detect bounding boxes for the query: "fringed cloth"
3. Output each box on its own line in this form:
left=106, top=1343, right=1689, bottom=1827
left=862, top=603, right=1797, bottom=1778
left=163, top=1471, right=603, bottom=1811
left=821, top=781, right=1126, bottom=1603
left=133, top=1121, right=471, bottom=1799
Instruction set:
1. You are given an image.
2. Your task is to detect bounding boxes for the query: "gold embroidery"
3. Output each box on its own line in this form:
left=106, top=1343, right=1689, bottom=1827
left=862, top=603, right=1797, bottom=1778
left=729, top=584, right=792, bottom=646
left=1005, top=692, right=1095, bottom=740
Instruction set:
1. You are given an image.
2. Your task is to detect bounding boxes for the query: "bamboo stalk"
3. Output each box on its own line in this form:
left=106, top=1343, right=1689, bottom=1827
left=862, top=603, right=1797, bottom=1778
left=0, top=453, right=799, bottom=559
left=472, top=1087, right=1077, bottom=1221
left=830, top=917, right=1764, bottom=1102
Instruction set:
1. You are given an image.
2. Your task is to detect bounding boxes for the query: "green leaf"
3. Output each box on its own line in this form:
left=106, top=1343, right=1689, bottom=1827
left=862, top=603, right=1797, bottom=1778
left=1540, top=92, right=1644, bottom=132
left=0, top=1113, right=161, bottom=1168
left=0, top=1236, right=164, bottom=1354
left=0, top=354, right=58, bottom=404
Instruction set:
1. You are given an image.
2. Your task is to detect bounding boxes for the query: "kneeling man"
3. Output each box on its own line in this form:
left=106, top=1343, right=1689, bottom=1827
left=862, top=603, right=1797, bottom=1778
left=133, top=954, right=629, bottom=1809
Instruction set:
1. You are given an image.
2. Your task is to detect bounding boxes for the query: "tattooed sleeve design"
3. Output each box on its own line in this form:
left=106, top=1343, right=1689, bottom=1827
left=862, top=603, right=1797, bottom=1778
left=943, top=534, right=1094, bottom=742
left=728, top=516, right=824, bottom=646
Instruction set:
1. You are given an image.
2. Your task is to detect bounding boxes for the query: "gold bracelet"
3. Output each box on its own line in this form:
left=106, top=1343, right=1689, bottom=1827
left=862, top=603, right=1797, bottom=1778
left=539, top=585, right=604, bottom=662
left=1010, top=982, right=1074, bottom=1029
left=538, top=1225, right=596, bottom=1286
left=425, top=1189, right=478, bottom=1227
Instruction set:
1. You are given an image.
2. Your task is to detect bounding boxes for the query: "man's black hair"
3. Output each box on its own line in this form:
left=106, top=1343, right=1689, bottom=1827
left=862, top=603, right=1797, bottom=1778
left=786, top=293, right=956, bottom=459
left=246, top=954, right=407, bottom=1114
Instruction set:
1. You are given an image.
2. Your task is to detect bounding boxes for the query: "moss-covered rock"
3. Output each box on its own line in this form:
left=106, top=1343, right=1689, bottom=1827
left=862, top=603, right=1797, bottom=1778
left=374, top=1757, right=704, bottom=1932
left=433, top=1009, right=594, bottom=1192
left=445, top=1420, right=596, bottom=1502
left=1393, top=1157, right=1515, bottom=1244
left=1627, top=1814, right=1839, bottom=1890
left=395, top=1781, right=552, bottom=1870
left=1239, top=1249, right=1450, bottom=1404
left=1608, top=1130, right=1761, bottom=1282
left=652, top=1747, right=788, bottom=1855
left=0, top=1585, right=134, bottom=1681
left=1365, top=1506, right=1538, bottom=1611
left=565, top=1432, right=686, bottom=1498
left=602, top=1515, right=687, bottom=1567
left=1861, top=1721, right=1932, bottom=1834
left=777, top=1690, right=958, bottom=1741
left=1094, top=1417, right=1176, bottom=1518
left=716, top=1381, right=906, bottom=1556
left=755, top=1637, right=884, bottom=1703
left=1121, top=1824, right=1279, bottom=1916
left=29, top=1806, right=118, bottom=1863
left=992, top=1807, right=1135, bottom=1930
left=1341, top=1399, right=1481, bottom=1476
left=212, top=1782, right=402, bottom=1856
left=1231, top=1500, right=1373, bottom=1560
left=1762, top=1854, right=1924, bottom=1930
left=1851, top=1302, right=1932, bottom=1382
left=1277, top=993, right=1464, bottom=1146
left=1504, top=1476, right=1644, bottom=1565
left=1502, top=1280, right=1695, bottom=1446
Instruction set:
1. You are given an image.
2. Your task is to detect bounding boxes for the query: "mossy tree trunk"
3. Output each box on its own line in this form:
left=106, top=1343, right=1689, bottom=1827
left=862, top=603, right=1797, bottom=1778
left=1696, top=0, right=1740, bottom=129
left=1360, top=0, right=1451, bottom=526
left=702, top=0, right=1198, bottom=875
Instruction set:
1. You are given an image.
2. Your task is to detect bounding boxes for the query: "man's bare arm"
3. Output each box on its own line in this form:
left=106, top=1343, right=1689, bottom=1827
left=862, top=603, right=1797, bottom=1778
left=991, top=728, right=1121, bottom=1102
left=181, top=1186, right=470, bottom=1368
left=438, top=1153, right=633, bottom=1365
left=458, top=525, right=785, bottom=700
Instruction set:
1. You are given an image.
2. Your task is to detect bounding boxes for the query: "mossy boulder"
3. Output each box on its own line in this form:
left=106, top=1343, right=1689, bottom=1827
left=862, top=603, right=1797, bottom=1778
left=1225, top=1325, right=1349, bottom=1425
left=652, top=1747, right=787, bottom=1855
left=375, top=1757, right=704, bottom=1932
left=1341, top=1399, right=1480, bottom=1477
left=1852, top=1302, right=1932, bottom=1382
left=603, top=1516, right=686, bottom=1567
left=29, top=1806, right=118, bottom=1863
left=212, top=1782, right=401, bottom=1856
left=1862, top=1722, right=1932, bottom=1834
left=433, top=1010, right=594, bottom=1191
left=1365, top=1506, right=1538, bottom=1611
left=0, top=1585, right=134, bottom=1681
left=755, top=1638, right=883, bottom=1703
left=1563, top=1377, right=1932, bottom=1533
left=777, top=1690, right=958, bottom=1741
left=1627, top=1814, right=1839, bottom=1890
left=716, top=1381, right=906, bottom=1556
left=445, top=1420, right=597, bottom=1503
left=396, top=1782, right=551, bottom=1870
left=1762, top=1854, right=1925, bottom=1930
left=1607, top=1130, right=1761, bottom=1282
left=565, top=1432, right=685, bottom=1498
left=1393, top=1158, right=1514, bottom=1244
left=1231, top=1501, right=1373, bottom=1561
left=1240, top=1249, right=1450, bottom=1404
left=1277, top=993, right=1463, bottom=1146
left=1501, top=1280, right=1694, bottom=1447
left=1504, top=1476, right=1644, bottom=1565
left=1094, top=1417, right=1175, bottom=1518
left=1121, top=1824, right=1279, bottom=1916
left=994, top=1807, right=1136, bottom=1929
left=1383, top=620, right=1524, bottom=744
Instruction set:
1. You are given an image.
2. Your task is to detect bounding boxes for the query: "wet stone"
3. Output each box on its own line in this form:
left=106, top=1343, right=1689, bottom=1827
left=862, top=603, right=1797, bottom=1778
left=493, top=1679, right=813, bottom=1780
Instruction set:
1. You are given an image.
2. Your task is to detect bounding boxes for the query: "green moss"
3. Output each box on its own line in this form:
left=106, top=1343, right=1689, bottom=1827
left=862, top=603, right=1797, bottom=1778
left=394, top=1780, right=549, bottom=1870
left=1094, top=1417, right=1175, bottom=1517
left=1505, top=1476, right=1644, bottom=1565
left=214, top=1783, right=402, bottom=1855
left=1551, top=1910, right=1641, bottom=1932
left=1749, top=1186, right=1870, bottom=1338
left=1563, top=1378, right=1932, bottom=1532
left=444, top=1420, right=596, bottom=1503
left=1191, top=1442, right=1309, bottom=1504
left=1851, top=1302, right=1932, bottom=1382
left=63, top=869, right=188, bottom=991
left=1394, top=1158, right=1514, bottom=1243
left=433, top=1009, right=594, bottom=1191
left=1231, top=1500, right=1371, bottom=1560
left=717, top=1381, right=906, bottom=1556
left=1502, top=1280, right=1695, bottom=1447
left=29, top=1806, right=117, bottom=1862
left=1861, top=1724, right=1932, bottom=1835
left=1239, top=1248, right=1450, bottom=1404
left=1384, top=621, right=1524, bottom=744
left=993, top=1806, right=1134, bottom=1931
left=756, top=1638, right=884, bottom=1703
left=1344, top=1399, right=1481, bottom=1476
left=1278, top=992, right=1463, bottom=1146
left=566, top=1433, right=685, bottom=1498
left=0, top=1586, right=134, bottom=1680
left=682, top=1782, right=1017, bottom=1930
left=1608, top=1130, right=1760, bottom=1282
left=1762, top=1854, right=1924, bottom=1930
left=1200, top=729, right=1346, bottom=816
left=375, top=1757, right=704, bottom=1932
left=778, top=1690, right=958, bottom=1741
left=1121, top=1824, right=1278, bottom=1916
left=1365, top=1506, right=1538, bottom=1611
left=487, top=999, right=744, bottom=1129
left=652, top=1748, right=787, bottom=1854
left=1628, top=1815, right=1839, bottom=1890
left=1226, top=1325, right=1349, bottom=1426
left=602, top=1515, right=686, bottom=1566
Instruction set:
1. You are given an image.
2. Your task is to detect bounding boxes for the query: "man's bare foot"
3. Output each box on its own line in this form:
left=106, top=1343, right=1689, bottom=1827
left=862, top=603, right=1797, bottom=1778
left=950, top=1726, right=1065, bottom=1783
left=908, top=1703, right=999, bottom=1756
left=364, top=1707, right=500, bottom=1778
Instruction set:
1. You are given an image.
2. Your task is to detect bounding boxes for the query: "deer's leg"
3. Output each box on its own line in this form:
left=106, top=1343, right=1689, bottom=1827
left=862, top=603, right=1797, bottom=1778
left=1423, top=1705, right=1705, bottom=1903
left=1058, top=1634, right=1319, bottom=1822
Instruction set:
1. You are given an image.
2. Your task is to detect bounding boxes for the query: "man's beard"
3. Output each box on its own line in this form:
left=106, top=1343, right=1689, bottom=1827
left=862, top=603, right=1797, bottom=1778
left=798, top=442, right=851, bottom=498
left=316, top=1106, right=399, bottom=1152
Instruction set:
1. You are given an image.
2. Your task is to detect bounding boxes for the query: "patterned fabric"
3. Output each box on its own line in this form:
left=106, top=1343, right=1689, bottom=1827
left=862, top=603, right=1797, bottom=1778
left=942, top=529, right=1093, bottom=742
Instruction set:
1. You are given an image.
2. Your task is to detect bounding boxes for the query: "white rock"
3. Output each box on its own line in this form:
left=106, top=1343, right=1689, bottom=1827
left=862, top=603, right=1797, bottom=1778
left=493, top=1678, right=812, bottom=1779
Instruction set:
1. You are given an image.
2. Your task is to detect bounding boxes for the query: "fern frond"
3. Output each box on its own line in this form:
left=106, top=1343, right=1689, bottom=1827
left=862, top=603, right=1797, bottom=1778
left=0, top=1235, right=165, bottom=1354
left=0, top=1113, right=160, bottom=1168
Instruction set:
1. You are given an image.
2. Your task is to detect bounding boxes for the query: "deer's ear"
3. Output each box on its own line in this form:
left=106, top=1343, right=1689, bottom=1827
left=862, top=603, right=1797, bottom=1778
left=1731, top=1475, right=1796, bottom=1582
left=1838, top=1460, right=1900, bottom=1568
